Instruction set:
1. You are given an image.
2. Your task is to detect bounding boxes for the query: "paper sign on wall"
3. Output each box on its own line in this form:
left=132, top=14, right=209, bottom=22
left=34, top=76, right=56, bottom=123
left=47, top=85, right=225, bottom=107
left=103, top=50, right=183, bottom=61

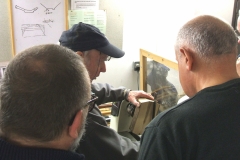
left=68, top=10, right=106, bottom=34
left=71, top=0, right=99, bottom=10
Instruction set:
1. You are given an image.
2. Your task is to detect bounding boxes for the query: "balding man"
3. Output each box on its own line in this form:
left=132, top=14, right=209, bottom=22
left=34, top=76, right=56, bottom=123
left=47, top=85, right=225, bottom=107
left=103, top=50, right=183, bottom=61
left=138, top=15, right=240, bottom=160
left=0, top=44, right=92, bottom=160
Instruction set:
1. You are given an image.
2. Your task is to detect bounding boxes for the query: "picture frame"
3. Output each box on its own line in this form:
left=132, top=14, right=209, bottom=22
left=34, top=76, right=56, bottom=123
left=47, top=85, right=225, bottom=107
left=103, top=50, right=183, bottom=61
left=8, top=0, right=68, bottom=55
left=140, top=49, right=184, bottom=112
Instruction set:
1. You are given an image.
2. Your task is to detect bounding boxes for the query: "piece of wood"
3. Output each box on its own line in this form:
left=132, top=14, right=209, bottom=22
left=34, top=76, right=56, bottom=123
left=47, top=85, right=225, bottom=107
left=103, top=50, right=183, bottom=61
left=129, top=98, right=155, bottom=135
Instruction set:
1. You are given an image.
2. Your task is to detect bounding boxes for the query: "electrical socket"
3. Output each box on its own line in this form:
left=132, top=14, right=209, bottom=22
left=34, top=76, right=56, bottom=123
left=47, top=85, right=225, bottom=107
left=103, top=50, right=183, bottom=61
left=133, top=61, right=140, bottom=71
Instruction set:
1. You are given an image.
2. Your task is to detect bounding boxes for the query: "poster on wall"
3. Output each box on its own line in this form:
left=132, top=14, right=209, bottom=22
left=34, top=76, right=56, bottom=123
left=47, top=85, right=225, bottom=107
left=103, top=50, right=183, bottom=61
left=68, top=10, right=106, bottom=34
left=10, top=0, right=67, bottom=55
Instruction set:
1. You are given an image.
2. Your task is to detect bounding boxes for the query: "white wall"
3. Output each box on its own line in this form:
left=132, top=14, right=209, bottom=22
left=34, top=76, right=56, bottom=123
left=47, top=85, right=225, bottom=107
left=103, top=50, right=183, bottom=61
left=94, top=0, right=139, bottom=89
left=95, top=0, right=235, bottom=91
left=93, top=0, right=141, bottom=89
left=0, top=0, right=235, bottom=91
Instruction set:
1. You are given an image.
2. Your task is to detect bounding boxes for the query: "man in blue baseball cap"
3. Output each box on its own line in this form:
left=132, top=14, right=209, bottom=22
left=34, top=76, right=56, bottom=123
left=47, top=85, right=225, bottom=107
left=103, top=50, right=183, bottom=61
left=59, top=22, right=154, bottom=160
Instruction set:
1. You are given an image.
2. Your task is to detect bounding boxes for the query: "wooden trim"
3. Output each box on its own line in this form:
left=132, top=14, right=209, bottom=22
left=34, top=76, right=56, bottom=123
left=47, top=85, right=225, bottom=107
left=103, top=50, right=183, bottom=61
left=99, top=102, right=112, bottom=109
left=8, top=0, right=16, bottom=56
left=65, top=0, right=69, bottom=29
left=139, top=50, right=147, bottom=91
left=140, top=49, right=178, bottom=70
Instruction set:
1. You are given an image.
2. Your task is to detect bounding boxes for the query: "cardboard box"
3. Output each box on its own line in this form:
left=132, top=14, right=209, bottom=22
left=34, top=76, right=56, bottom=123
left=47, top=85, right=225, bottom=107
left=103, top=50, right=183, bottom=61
left=129, top=98, right=156, bottom=135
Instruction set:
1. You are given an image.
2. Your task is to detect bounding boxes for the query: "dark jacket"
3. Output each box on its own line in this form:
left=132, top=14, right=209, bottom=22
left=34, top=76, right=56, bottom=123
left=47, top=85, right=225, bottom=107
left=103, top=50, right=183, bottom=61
left=76, top=83, right=139, bottom=160
left=139, top=79, right=240, bottom=160
left=0, top=137, right=85, bottom=160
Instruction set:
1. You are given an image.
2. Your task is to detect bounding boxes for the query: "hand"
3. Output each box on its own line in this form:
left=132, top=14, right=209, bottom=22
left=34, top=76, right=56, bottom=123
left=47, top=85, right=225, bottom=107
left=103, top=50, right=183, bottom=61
left=127, top=90, right=154, bottom=107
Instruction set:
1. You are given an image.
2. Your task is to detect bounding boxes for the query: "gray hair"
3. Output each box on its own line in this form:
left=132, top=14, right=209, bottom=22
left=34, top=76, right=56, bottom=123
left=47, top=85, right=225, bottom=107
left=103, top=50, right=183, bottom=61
left=175, top=15, right=238, bottom=61
left=0, top=44, right=90, bottom=141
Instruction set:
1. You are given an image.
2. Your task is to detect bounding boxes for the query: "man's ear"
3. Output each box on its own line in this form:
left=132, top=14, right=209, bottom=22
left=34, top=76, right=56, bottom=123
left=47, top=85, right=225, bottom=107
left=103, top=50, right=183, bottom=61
left=179, top=47, right=194, bottom=71
left=76, top=51, right=84, bottom=58
left=68, top=110, right=83, bottom=139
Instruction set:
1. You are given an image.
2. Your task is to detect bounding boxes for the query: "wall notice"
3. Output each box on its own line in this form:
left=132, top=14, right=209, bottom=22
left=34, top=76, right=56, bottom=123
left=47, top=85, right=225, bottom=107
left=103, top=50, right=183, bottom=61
left=71, top=0, right=99, bottom=10
left=68, top=10, right=106, bottom=34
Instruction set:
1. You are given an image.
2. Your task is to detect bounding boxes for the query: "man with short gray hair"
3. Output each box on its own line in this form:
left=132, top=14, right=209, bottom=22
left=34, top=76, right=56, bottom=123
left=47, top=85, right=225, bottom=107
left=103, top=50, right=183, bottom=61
left=139, top=15, right=240, bottom=160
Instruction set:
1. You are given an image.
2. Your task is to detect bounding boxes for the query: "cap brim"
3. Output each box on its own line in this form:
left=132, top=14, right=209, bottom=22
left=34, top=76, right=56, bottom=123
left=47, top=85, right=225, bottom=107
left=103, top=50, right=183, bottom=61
left=97, top=43, right=125, bottom=58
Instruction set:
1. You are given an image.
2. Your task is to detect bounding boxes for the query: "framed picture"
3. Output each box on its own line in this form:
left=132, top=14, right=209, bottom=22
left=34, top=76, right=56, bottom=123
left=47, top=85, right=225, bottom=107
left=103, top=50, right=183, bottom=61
left=9, top=0, right=68, bottom=55
left=140, top=49, right=184, bottom=113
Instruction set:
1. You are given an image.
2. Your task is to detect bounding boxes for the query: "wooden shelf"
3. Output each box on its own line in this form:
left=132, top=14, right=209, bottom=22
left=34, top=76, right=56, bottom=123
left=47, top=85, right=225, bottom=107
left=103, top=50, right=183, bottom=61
left=99, top=102, right=112, bottom=116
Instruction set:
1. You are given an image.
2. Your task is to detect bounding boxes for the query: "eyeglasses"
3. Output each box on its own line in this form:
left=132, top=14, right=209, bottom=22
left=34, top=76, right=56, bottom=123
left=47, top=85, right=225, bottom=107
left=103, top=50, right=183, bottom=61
left=99, top=52, right=111, bottom=61
left=106, top=56, right=111, bottom=61
left=86, top=93, right=98, bottom=112
left=69, top=93, right=98, bottom=125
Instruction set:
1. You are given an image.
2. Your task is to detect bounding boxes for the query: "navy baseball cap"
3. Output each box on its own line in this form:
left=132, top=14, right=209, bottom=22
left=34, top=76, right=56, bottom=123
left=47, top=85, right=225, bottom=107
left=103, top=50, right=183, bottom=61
left=59, top=22, right=125, bottom=58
